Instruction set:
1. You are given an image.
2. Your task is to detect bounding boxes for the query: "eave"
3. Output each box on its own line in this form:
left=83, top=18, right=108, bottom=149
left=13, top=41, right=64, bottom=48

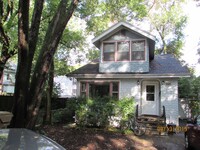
left=68, top=73, right=191, bottom=79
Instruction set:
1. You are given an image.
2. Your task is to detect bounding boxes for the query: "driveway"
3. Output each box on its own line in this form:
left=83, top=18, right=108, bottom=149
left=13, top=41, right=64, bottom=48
left=140, top=133, right=185, bottom=150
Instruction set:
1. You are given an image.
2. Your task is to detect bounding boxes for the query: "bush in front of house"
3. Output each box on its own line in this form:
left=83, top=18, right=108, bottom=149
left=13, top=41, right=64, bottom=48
left=51, top=98, right=79, bottom=123
left=75, top=96, right=135, bottom=128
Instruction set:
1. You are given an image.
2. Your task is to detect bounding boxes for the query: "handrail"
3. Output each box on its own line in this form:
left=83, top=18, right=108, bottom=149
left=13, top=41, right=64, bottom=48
left=162, top=106, right=166, bottom=118
left=161, top=106, right=166, bottom=124
left=135, top=105, right=138, bottom=119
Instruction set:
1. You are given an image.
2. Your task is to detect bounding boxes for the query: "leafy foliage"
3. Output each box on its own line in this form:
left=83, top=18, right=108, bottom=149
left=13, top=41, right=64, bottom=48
left=148, top=0, right=187, bottom=57
left=51, top=108, right=74, bottom=124
left=179, top=76, right=200, bottom=116
left=189, top=100, right=200, bottom=116
left=179, top=77, right=200, bottom=100
left=0, top=0, right=18, bottom=78
left=75, top=97, right=135, bottom=128
left=78, top=0, right=147, bottom=35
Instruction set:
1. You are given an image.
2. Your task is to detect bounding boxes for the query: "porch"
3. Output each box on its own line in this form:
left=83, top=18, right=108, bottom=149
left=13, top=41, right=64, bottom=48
left=135, top=105, right=167, bottom=135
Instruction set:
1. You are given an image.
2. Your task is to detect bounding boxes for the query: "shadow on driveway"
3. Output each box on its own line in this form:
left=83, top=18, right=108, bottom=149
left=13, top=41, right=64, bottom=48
left=138, top=133, right=185, bottom=150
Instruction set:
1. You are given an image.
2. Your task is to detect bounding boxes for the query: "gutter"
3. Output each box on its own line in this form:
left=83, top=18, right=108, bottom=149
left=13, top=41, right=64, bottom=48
left=68, top=73, right=191, bottom=79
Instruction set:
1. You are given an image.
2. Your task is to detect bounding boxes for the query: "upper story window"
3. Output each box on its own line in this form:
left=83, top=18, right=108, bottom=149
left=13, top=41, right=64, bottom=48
left=103, top=43, right=115, bottom=61
left=103, top=40, right=145, bottom=62
left=117, top=41, right=129, bottom=61
left=131, top=41, right=145, bottom=61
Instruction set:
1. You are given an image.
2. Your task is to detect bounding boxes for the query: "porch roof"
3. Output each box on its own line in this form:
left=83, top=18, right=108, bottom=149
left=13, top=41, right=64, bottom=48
left=68, top=54, right=191, bottom=78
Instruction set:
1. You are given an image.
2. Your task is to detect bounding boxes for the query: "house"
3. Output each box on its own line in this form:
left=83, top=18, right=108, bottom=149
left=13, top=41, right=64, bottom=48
left=0, top=63, right=76, bottom=97
left=0, top=63, right=16, bottom=95
left=68, top=22, right=190, bottom=125
left=54, top=76, right=77, bottom=98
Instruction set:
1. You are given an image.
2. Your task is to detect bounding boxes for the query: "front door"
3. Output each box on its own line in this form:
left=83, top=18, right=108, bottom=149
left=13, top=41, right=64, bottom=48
left=141, top=81, right=159, bottom=115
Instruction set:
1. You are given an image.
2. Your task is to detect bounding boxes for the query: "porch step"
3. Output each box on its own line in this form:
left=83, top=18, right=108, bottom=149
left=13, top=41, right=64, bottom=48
left=138, top=116, right=165, bottom=123
left=137, top=115, right=166, bottom=135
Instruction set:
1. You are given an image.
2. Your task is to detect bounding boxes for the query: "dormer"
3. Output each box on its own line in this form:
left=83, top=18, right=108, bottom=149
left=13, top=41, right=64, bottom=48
left=92, top=22, right=156, bottom=73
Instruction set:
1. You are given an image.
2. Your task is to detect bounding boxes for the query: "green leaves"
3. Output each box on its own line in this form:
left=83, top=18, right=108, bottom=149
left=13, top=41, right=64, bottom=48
left=75, top=96, right=135, bottom=128
left=148, top=0, right=187, bottom=56
left=77, top=0, right=147, bottom=35
left=179, top=76, right=200, bottom=100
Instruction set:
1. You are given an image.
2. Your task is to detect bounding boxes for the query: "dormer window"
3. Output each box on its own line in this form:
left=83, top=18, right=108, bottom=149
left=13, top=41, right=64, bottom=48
left=131, top=40, right=145, bottom=61
left=103, top=43, right=115, bottom=61
left=103, top=40, right=145, bottom=62
left=117, top=41, right=129, bottom=61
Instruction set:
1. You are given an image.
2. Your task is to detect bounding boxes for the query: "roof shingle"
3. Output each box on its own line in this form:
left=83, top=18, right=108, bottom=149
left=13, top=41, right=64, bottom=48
left=68, top=54, right=190, bottom=76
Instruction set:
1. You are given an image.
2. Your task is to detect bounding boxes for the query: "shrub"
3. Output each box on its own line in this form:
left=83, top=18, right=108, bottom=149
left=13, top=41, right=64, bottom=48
left=75, top=96, right=135, bottom=128
left=51, top=108, right=74, bottom=123
left=50, top=98, right=78, bottom=123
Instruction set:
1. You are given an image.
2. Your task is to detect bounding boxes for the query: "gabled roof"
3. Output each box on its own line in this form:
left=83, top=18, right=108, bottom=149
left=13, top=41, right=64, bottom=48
left=68, top=54, right=190, bottom=78
left=92, top=21, right=156, bottom=43
left=92, top=21, right=156, bottom=60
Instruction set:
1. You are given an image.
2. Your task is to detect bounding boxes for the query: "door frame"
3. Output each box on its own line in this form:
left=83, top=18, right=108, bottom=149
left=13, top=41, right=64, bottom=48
left=141, top=80, right=160, bottom=116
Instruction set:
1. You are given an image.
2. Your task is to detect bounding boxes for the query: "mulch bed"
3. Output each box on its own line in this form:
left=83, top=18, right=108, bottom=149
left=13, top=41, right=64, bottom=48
left=40, top=124, right=159, bottom=150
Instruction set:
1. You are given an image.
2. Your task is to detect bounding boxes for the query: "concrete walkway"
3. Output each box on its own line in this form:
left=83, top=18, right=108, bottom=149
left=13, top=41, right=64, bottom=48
left=141, top=133, right=185, bottom=150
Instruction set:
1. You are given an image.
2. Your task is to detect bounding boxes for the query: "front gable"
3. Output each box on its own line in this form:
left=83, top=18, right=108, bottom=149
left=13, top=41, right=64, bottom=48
left=92, top=22, right=155, bottom=73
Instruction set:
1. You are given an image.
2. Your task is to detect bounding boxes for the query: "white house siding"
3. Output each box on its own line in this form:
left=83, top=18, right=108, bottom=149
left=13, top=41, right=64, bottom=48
left=119, top=79, right=140, bottom=104
left=120, top=78, right=179, bottom=125
left=54, top=76, right=77, bottom=98
left=76, top=78, right=179, bottom=126
left=160, top=79, right=179, bottom=125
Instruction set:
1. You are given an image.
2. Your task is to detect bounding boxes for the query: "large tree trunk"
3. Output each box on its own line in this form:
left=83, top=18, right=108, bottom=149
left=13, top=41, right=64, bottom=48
left=9, top=0, right=30, bottom=128
left=6, top=1, right=29, bottom=148
left=26, top=0, right=44, bottom=91
left=26, top=0, right=79, bottom=129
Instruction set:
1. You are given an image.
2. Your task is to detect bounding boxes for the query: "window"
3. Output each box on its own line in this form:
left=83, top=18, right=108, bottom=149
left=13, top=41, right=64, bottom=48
left=131, top=41, right=145, bottom=60
left=103, top=43, right=115, bottom=61
left=112, top=82, right=119, bottom=98
left=80, top=83, right=87, bottom=97
left=103, top=40, right=145, bottom=62
left=146, top=85, right=155, bottom=101
left=80, top=81, right=119, bottom=99
left=117, top=41, right=130, bottom=61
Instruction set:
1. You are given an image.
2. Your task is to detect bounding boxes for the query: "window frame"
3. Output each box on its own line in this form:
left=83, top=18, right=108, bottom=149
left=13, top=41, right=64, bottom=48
left=146, top=85, right=155, bottom=101
left=80, top=81, right=120, bottom=99
left=131, top=40, right=145, bottom=61
left=102, top=39, right=145, bottom=62
left=116, top=41, right=130, bottom=61
left=103, top=42, right=116, bottom=61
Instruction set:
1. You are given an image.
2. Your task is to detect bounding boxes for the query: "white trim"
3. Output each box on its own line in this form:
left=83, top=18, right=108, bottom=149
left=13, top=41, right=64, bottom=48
left=78, top=80, right=121, bottom=98
left=71, top=73, right=191, bottom=79
left=101, top=39, right=147, bottom=62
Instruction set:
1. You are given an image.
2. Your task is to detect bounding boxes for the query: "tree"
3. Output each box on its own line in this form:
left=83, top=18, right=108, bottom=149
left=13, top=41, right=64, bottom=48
left=147, top=0, right=187, bottom=57
left=6, top=0, right=149, bottom=130
left=78, top=0, right=147, bottom=35
left=179, top=76, right=200, bottom=116
left=9, top=0, right=79, bottom=129
left=77, top=0, right=187, bottom=59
